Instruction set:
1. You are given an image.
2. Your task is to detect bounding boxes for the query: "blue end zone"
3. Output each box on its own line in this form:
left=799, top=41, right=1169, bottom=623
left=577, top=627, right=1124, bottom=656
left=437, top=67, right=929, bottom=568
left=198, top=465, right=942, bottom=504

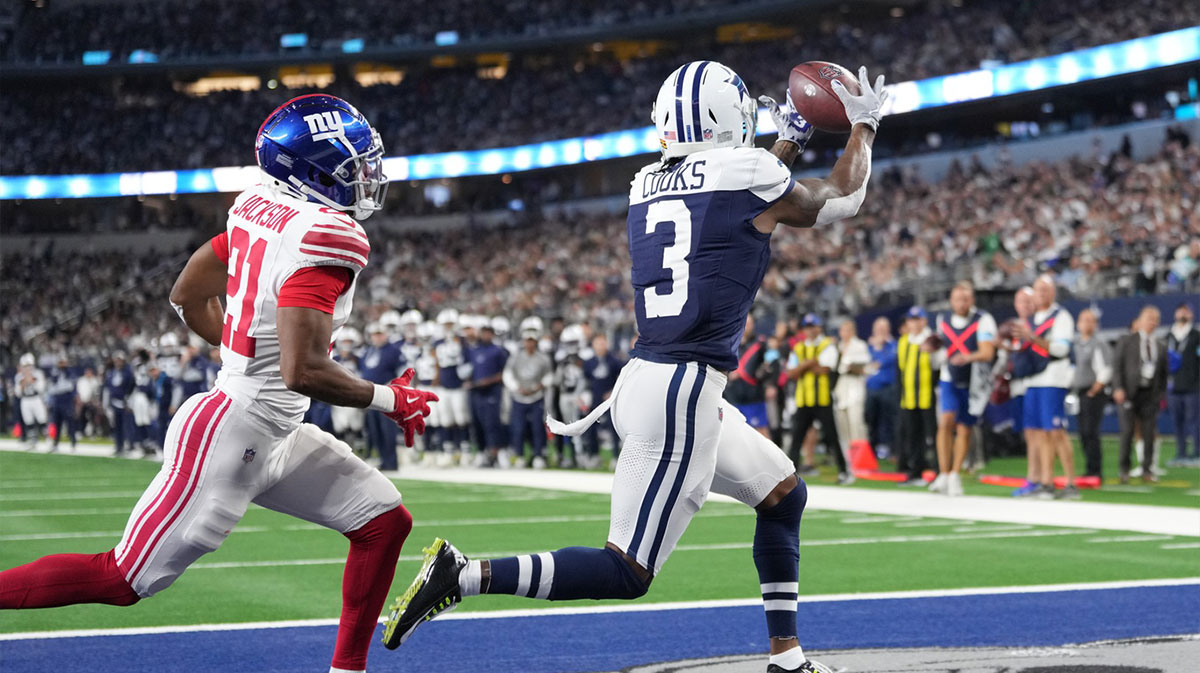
left=4, top=585, right=1198, bottom=673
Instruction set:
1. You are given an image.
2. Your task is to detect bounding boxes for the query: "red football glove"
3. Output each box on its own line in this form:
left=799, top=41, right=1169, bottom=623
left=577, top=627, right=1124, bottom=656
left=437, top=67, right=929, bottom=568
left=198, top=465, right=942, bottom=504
left=382, top=369, right=439, bottom=447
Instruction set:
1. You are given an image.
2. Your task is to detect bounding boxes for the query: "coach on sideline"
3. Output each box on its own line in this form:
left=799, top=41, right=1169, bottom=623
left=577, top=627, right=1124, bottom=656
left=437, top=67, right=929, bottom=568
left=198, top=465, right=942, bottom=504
left=1071, top=309, right=1113, bottom=480
left=1113, top=306, right=1169, bottom=483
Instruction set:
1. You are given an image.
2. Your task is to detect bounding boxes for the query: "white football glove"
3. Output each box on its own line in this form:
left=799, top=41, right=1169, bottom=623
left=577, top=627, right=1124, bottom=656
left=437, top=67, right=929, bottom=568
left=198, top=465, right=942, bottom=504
left=757, top=91, right=814, bottom=150
left=831, top=66, right=889, bottom=131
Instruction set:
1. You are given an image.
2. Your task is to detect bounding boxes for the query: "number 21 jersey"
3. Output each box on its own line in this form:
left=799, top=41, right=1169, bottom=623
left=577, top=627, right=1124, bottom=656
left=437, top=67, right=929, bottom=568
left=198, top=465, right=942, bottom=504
left=214, top=184, right=369, bottom=434
left=627, top=147, right=793, bottom=371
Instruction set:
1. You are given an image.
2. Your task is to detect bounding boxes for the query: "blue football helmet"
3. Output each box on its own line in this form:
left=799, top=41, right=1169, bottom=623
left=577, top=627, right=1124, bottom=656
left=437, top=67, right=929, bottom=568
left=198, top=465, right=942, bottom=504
left=255, top=94, right=388, bottom=220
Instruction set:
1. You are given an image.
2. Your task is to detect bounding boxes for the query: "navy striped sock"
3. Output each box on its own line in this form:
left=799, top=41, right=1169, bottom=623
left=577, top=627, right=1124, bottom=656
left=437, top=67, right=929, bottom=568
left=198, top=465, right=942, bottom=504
left=754, top=481, right=806, bottom=639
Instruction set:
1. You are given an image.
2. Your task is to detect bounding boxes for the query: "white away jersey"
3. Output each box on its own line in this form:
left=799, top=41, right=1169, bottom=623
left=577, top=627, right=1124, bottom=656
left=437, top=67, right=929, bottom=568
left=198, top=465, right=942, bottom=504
left=215, top=185, right=369, bottom=434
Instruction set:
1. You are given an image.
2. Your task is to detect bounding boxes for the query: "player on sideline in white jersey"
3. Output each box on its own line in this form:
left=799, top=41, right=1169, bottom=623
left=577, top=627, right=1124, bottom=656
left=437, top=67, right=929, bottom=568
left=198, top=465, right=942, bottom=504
left=0, top=94, right=438, bottom=673
left=383, top=62, right=887, bottom=673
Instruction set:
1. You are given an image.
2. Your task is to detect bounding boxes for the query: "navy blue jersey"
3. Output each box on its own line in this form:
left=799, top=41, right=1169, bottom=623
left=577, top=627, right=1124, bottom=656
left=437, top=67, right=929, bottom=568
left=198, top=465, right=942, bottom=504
left=360, top=341, right=403, bottom=384
left=627, top=147, right=793, bottom=371
left=435, top=337, right=467, bottom=389
left=470, top=342, right=509, bottom=387
left=583, top=352, right=623, bottom=402
left=105, top=365, right=135, bottom=408
left=48, top=367, right=78, bottom=405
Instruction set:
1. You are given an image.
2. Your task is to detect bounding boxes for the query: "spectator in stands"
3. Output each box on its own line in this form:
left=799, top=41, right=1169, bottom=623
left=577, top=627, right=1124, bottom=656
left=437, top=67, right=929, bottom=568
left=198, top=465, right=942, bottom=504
left=864, top=317, right=898, bottom=460
left=726, top=315, right=772, bottom=439
left=1013, top=276, right=1078, bottom=499
left=833, top=319, right=870, bottom=467
left=787, top=314, right=850, bottom=483
left=47, top=356, right=79, bottom=452
left=1113, top=306, right=1169, bottom=483
left=582, top=332, right=622, bottom=466
left=896, top=307, right=937, bottom=486
left=505, top=318, right=553, bottom=469
left=931, top=282, right=997, bottom=497
left=1071, top=308, right=1114, bottom=479
left=1166, top=302, right=1200, bottom=467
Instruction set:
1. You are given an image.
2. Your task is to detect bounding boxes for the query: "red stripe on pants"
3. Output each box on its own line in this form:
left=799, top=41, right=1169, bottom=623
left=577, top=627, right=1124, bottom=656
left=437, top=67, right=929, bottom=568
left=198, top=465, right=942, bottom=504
left=118, top=392, right=229, bottom=583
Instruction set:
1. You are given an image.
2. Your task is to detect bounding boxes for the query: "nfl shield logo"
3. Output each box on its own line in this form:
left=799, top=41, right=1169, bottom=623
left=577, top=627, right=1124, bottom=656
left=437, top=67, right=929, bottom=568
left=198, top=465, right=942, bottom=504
left=703, top=128, right=713, bottom=140
left=242, top=447, right=256, bottom=464
left=818, top=65, right=841, bottom=80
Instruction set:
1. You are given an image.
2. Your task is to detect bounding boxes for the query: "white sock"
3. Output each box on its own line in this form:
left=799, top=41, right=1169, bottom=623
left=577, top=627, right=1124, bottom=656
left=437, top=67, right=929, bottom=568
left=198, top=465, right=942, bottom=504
left=769, top=644, right=807, bottom=670
left=459, top=560, right=482, bottom=597
left=329, top=668, right=365, bottom=673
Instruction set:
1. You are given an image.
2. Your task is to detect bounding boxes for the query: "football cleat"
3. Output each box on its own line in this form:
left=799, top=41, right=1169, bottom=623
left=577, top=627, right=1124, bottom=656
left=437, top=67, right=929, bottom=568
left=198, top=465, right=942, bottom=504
left=768, top=659, right=835, bottom=673
left=381, top=538, right=467, bottom=649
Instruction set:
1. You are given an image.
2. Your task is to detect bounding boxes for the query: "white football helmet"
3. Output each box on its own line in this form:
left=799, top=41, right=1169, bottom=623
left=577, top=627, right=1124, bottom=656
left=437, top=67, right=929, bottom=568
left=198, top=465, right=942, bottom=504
left=20, top=352, right=35, bottom=367
left=400, top=309, right=422, bottom=327
left=337, top=326, right=362, bottom=348
left=491, top=316, right=511, bottom=337
left=560, top=324, right=585, bottom=354
left=436, top=308, right=460, bottom=326
left=379, top=309, right=403, bottom=330
left=653, top=61, right=756, bottom=159
left=519, top=316, right=544, bottom=340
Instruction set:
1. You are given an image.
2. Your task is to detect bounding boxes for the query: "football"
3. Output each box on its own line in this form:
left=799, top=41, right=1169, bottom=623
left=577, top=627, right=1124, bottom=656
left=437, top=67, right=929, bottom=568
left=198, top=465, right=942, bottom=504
left=788, top=61, right=861, bottom=134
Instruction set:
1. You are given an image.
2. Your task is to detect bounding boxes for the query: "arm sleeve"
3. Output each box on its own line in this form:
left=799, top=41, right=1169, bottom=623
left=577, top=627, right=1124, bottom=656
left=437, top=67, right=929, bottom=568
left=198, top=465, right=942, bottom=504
left=277, top=266, right=353, bottom=314
left=977, top=313, right=998, bottom=343
left=1047, top=312, right=1074, bottom=358
left=210, top=232, right=230, bottom=264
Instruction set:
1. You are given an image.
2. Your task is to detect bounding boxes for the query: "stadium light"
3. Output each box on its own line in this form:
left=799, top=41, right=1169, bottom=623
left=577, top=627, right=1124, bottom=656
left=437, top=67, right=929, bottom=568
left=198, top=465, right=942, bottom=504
left=3, top=27, right=1197, bottom=200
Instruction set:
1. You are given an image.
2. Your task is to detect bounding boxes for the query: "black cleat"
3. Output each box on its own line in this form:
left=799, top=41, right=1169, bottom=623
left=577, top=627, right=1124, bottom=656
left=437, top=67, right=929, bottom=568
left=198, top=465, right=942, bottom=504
left=381, top=538, right=467, bottom=649
left=768, top=659, right=835, bottom=673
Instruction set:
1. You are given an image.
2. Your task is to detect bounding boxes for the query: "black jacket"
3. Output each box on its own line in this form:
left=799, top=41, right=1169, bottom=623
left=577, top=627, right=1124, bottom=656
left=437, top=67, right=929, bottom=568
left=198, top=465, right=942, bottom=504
left=1167, top=326, right=1200, bottom=393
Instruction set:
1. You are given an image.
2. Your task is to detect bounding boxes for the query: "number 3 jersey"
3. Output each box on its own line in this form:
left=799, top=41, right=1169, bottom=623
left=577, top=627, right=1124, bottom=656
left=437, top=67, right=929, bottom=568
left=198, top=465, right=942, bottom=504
left=210, top=184, right=369, bottom=434
left=627, top=147, right=793, bottom=371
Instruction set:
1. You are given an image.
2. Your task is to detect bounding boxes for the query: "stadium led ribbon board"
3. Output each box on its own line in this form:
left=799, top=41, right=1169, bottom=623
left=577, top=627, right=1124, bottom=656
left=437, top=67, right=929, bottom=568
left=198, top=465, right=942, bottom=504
left=2, top=27, right=1197, bottom=200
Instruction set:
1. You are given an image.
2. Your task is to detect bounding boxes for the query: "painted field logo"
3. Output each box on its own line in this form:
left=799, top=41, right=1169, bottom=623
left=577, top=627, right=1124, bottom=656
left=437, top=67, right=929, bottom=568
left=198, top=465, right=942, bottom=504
left=818, top=65, right=841, bottom=79
left=303, top=111, right=345, bottom=142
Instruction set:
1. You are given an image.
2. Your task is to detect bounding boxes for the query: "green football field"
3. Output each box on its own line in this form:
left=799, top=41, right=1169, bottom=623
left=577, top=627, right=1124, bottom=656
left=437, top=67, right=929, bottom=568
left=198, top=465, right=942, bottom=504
left=1, top=442, right=1197, bottom=635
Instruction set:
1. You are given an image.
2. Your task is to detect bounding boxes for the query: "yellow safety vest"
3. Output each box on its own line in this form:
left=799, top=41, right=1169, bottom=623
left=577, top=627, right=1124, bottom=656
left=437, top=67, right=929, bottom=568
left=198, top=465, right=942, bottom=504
left=897, top=334, right=933, bottom=410
left=793, top=337, right=833, bottom=408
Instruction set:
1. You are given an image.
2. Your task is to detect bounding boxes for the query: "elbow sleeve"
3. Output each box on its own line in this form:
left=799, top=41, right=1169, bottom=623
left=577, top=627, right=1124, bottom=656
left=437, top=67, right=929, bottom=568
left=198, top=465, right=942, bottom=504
left=814, top=164, right=871, bottom=226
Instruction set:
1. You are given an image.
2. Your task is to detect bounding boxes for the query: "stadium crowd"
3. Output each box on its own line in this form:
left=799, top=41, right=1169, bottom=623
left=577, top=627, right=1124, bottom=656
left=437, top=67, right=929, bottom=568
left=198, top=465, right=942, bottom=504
left=3, top=131, right=1197, bottom=485
left=4, top=0, right=1197, bottom=174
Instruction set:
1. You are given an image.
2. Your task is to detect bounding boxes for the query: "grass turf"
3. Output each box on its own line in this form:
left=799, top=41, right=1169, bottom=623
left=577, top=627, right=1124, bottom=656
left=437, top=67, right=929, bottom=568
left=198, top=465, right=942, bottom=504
left=1, top=449, right=1198, bottom=634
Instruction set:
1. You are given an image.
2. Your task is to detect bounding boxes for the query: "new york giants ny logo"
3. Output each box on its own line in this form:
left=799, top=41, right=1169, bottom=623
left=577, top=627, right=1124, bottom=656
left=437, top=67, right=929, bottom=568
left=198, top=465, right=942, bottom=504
left=303, top=111, right=345, bottom=142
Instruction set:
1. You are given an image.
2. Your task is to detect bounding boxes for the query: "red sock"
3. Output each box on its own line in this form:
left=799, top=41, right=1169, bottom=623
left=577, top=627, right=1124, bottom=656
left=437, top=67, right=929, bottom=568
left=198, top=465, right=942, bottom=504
left=331, top=505, right=413, bottom=671
left=0, top=550, right=140, bottom=609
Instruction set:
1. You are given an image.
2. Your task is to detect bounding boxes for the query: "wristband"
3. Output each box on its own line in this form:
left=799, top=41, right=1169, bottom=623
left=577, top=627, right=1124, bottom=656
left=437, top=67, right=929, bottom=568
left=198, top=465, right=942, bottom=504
left=369, top=384, right=396, bottom=412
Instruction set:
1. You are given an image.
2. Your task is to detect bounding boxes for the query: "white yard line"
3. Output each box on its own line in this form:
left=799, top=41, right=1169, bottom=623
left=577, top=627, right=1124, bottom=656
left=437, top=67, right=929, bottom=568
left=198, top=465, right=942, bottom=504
left=893, top=519, right=973, bottom=528
left=5, top=442, right=1198, bottom=537
left=0, top=490, right=147, bottom=502
left=1160, top=542, right=1200, bottom=550
left=390, top=466, right=1200, bottom=538
left=173, top=527, right=1098, bottom=570
left=2, top=577, right=1196, bottom=642
left=840, top=515, right=923, bottom=524
left=1086, top=535, right=1176, bottom=544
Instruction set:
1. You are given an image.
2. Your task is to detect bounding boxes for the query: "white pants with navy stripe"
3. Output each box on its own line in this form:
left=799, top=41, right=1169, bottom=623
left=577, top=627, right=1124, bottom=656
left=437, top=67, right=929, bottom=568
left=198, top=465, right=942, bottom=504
left=113, top=388, right=401, bottom=597
left=607, top=359, right=794, bottom=575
